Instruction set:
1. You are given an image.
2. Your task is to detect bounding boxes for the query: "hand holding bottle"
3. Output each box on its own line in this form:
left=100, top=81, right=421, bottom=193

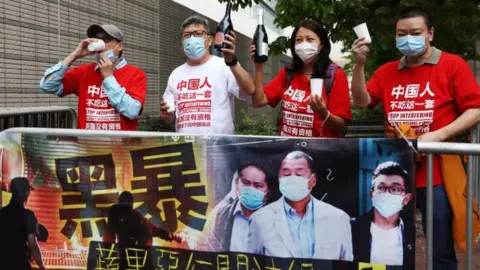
left=221, top=32, right=237, bottom=62
left=249, top=45, right=264, bottom=69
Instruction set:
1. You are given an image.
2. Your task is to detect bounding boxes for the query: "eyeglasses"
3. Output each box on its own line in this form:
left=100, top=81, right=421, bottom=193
left=374, top=185, right=406, bottom=195
left=181, top=30, right=208, bottom=39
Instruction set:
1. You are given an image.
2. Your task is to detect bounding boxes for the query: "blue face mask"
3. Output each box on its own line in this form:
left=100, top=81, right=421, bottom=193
left=396, top=35, right=427, bottom=56
left=239, top=186, right=265, bottom=210
left=94, top=48, right=117, bottom=63
left=183, top=37, right=206, bottom=60
left=279, top=175, right=312, bottom=202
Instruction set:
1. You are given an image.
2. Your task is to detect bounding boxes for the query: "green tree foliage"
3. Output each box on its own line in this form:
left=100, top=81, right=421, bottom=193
left=234, top=110, right=278, bottom=135
left=219, top=0, right=480, bottom=81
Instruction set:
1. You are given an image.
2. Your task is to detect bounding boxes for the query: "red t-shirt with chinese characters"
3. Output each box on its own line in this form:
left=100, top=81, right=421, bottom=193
left=61, top=63, right=147, bottom=131
left=264, top=67, right=352, bottom=138
left=367, top=50, right=480, bottom=188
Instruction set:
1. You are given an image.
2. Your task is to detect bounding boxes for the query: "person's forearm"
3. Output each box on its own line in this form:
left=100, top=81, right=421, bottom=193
left=252, top=67, right=269, bottom=108
left=39, top=62, right=69, bottom=96
left=437, top=108, right=480, bottom=140
left=230, top=63, right=255, bottom=96
left=42, top=53, right=77, bottom=83
left=62, top=52, right=78, bottom=67
left=323, top=113, right=346, bottom=134
left=351, top=64, right=371, bottom=108
left=102, top=76, right=142, bottom=120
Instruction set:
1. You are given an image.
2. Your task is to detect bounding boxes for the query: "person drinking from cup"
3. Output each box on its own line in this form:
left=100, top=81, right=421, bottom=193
left=351, top=7, right=480, bottom=269
left=250, top=20, right=352, bottom=138
left=40, top=24, right=147, bottom=131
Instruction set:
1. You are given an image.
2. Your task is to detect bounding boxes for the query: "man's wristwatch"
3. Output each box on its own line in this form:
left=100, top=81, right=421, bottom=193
left=225, top=55, right=238, bottom=66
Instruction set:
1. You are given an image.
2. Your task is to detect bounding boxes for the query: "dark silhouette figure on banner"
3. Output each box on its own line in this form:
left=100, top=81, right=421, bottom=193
left=0, top=177, right=46, bottom=270
left=103, top=191, right=182, bottom=246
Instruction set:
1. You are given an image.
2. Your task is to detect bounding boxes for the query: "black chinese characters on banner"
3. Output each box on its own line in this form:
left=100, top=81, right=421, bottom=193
left=54, top=143, right=208, bottom=240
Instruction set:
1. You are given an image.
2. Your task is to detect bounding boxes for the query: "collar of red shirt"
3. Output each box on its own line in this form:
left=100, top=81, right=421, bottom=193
left=398, top=46, right=442, bottom=70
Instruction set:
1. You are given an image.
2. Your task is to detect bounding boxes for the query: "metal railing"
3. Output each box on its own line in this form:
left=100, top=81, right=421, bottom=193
left=0, top=106, right=77, bottom=131
left=0, top=126, right=479, bottom=269
left=473, top=125, right=480, bottom=223
left=418, top=124, right=480, bottom=270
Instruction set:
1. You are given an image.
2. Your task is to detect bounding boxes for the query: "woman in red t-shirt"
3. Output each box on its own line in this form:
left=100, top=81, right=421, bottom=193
left=250, top=20, right=352, bottom=138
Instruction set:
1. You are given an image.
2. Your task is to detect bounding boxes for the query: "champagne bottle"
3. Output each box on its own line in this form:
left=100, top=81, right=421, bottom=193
left=252, top=8, right=269, bottom=63
left=214, top=1, right=234, bottom=51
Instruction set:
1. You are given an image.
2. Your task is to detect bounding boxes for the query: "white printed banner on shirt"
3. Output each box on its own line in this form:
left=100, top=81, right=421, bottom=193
left=85, top=84, right=122, bottom=131
left=176, top=77, right=212, bottom=131
left=387, top=110, right=434, bottom=133
left=280, top=87, right=316, bottom=137
left=388, top=81, right=437, bottom=133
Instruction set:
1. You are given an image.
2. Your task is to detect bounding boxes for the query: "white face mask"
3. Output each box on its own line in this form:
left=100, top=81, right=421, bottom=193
left=279, top=175, right=312, bottom=202
left=372, top=192, right=405, bottom=218
left=294, top=42, right=320, bottom=64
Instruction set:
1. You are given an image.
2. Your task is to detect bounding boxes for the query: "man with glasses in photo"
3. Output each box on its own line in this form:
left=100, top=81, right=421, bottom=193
left=161, top=15, right=255, bottom=134
left=40, top=24, right=147, bottom=131
left=351, top=161, right=414, bottom=266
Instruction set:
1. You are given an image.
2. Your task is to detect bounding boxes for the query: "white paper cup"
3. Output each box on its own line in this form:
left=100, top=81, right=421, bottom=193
left=87, top=40, right=105, bottom=52
left=310, top=78, right=323, bottom=98
left=353, top=22, right=371, bottom=43
left=164, top=95, right=175, bottom=113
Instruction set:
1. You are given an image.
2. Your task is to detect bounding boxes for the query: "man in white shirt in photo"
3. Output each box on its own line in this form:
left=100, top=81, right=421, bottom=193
left=351, top=161, right=414, bottom=266
left=161, top=15, right=255, bottom=134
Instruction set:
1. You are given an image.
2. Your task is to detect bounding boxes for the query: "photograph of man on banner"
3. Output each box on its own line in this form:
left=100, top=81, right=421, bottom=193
left=247, top=150, right=353, bottom=261
left=351, top=161, right=415, bottom=266
left=199, top=163, right=279, bottom=252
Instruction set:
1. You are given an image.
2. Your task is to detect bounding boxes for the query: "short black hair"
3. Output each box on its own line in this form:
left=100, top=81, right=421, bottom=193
left=372, top=161, right=411, bottom=193
left=236, top=162, right=279, bottom=203
left=395, top=6, right=434, bottom=30
left=237, top=162, right=269, bottom=184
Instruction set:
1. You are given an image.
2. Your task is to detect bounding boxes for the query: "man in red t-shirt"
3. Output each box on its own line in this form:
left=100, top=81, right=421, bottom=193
left=40, top=24, right=147, bottom=131
left=351, top=7, right=480, bottom=269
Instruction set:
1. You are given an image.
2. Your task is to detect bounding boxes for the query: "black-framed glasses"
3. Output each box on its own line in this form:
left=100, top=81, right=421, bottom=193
left=374, top=185, right=406, bottom=195
left=181, top=30, right=208, bottom=39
